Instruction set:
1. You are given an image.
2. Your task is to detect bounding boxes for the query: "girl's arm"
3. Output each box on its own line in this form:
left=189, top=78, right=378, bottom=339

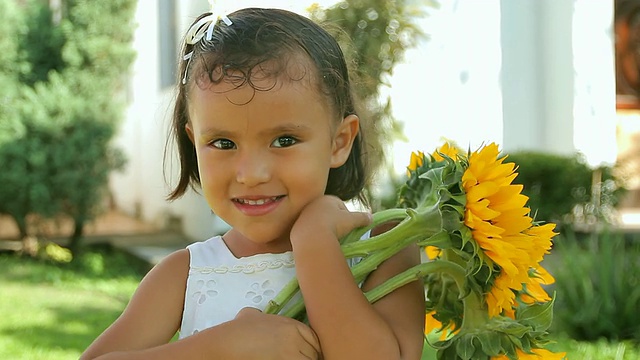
left=81, top=250, right=321, bottom=360
left=81, top=249, right=190, bottom=359
left=291, top=196, right=426, bottom=360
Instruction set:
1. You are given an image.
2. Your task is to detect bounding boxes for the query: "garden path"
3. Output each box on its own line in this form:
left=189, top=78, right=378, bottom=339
left=0, top=210, right=191, bottom=266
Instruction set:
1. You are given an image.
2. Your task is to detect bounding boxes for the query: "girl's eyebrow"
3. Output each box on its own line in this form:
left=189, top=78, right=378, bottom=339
left=199, top=127, right=234, bottom=139
left=265, top=123, right=312, bottom=135
left=200, top=123, right=312, bottom=138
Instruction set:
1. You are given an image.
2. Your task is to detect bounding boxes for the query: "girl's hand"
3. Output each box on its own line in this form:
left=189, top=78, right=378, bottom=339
left=229, top=307, right=321, bottom=359
left=291, top=195, right=372, bottom=243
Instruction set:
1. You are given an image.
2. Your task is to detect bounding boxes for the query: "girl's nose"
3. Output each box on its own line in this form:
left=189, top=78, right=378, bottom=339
left=235, top=150, right=271, bottom=186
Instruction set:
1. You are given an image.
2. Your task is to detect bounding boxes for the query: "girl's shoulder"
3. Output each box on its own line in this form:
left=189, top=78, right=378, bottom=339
left=185, top=235, right=234, bottom=267
left=150, top=248, right=191, bottom=281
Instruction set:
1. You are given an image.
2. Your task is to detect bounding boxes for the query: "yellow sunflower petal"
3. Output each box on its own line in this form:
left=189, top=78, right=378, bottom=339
left=521, top=280, right=551, bottom=303
left=466, top=181, right=501, bottom=203
left=432, top=142, right=460, bottom=161
left=492, top=348, right=567, bottom=360
left=407, top=151, right=424, bottom=173
left=489, top=186, right=528, bottom=212
left=425, top=246, right=441, bottom=260
left=493, top=210, right=533, bottom=235
left=424, top=311, right=458, bottom=340
left=533, top=266, right=555, bottom=285
left=466, top=199, right=502, bottom=221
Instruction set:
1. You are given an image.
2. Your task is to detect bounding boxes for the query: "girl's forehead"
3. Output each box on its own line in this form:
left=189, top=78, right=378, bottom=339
left=187, top=77, right=336, bottom=139
left=189, top=57, right=326, bottom=105
left=191, top=51, right=319, bottom=86
left=188, top=71, right=330, bottom=120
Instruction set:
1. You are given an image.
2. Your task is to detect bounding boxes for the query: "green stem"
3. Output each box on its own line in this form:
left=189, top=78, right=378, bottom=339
left=342, top=204, right=443, bottom=258
left=279, top=231, right=452, bottom=319
left=340, top=208, right=409, bottom=245
left=264, top=277, right=300, bottom=314
left=279, top=235, right=421, bottom=319
left=458, top=281, right=487, bottom=332
left=268, top=204, right=445, bottom=317
left=351, top=234, right=422, bottom=283
left=281, top=294, right=306, bottom=318
left=365, top=257, right=487, bottom=336
left=365, top=259, right=466, bottom=303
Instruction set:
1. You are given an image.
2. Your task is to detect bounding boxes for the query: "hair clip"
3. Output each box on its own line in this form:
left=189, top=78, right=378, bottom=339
left=182, top=0, right=233, bottom=84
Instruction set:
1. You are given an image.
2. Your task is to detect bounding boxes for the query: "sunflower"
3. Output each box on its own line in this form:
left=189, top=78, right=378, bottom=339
left=460, top=143, right=557, bottom=317
left=402, top=142, right=562, bottom=357
left=271, top=141, right=563, bottom=359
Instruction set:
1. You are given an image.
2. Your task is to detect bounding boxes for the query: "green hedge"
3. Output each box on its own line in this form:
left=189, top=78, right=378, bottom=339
left=505, top=151, right=625, bottom=225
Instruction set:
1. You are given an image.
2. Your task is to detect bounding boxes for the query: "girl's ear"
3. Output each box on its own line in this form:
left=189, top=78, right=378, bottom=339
left=185, top=123, right=195, bottom=143
left=330, top=114, right=360, bottom=168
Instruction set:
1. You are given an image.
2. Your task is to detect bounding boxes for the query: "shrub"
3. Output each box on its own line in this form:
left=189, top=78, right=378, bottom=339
left=550, top=230, right=640, bottom=342
left=505, top=151, right=626, bottom=225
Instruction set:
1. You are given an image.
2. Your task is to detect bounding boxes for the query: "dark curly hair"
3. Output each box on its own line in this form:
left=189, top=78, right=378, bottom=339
left=166, top=7, right=368, bottom=203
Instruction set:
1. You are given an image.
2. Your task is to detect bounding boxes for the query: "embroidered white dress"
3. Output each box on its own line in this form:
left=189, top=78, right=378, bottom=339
left=179, top=236, right=294, bottom=338
left=179, top=235, right=365, bottom=339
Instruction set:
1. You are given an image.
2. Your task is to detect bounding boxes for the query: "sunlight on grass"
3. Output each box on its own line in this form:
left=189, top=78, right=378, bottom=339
left=0, top=251, right=143, bottom=360
left=549, top=335, right=640, bottom=360
left=418, top=334, right=640, bottom=359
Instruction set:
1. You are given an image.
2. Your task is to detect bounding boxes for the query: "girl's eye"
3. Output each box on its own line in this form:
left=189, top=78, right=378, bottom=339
left=271, top=136, right=297, bottom=148
left=211, top=138, right=236, bottom=149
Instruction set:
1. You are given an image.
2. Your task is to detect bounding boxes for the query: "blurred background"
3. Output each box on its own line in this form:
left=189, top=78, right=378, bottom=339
left=1, top=0, right=640, bottom=359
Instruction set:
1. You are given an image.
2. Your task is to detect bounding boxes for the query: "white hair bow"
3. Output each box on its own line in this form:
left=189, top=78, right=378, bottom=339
left=182, top=0, right=233, bottom=84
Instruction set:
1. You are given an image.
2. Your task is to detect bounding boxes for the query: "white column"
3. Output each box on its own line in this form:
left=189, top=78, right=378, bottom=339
left=500, top=0, right=575, bottom=155
left=572, top=0, right=617, bottom=168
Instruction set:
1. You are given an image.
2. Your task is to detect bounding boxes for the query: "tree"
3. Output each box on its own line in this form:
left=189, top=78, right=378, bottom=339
left=0, top=0, right=135, bottom=255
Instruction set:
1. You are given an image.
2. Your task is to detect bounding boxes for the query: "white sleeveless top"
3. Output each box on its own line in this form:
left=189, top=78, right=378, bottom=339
left=179, top=235, right=365, bottom=339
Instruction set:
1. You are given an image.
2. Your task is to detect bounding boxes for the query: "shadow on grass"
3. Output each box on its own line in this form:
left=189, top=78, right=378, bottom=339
left=0, top=242, right=148, bottom=285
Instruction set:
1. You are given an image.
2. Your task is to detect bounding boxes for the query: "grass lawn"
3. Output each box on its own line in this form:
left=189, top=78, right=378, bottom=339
left=1, top=246, right=639, bottom=359
left=0, top=246, right=145, bottom=360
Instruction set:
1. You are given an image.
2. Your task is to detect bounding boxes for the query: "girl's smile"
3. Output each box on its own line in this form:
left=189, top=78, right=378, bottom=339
left=232, top=195, right=286, bottom=216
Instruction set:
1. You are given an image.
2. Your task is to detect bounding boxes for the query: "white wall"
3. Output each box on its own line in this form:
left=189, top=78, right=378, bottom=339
left=110, top=0, right=225, bottom=242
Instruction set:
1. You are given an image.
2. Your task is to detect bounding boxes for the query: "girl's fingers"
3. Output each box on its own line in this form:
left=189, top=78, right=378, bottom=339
left=356, top=211, right=373, bottom=227
left=234, top=306, right=261, bottom=318
left=298, top=344, right=319, bottom=360
left=296, top=324, right=321, bottom=354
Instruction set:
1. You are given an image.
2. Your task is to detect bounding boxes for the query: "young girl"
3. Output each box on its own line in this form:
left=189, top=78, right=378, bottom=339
left=82, top=7, right=424, bottom=360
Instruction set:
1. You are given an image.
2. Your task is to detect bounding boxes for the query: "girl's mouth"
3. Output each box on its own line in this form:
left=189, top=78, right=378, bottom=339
left=233, top=195, right=284, bottom=205
left=232, top=196, right=285, bottom=216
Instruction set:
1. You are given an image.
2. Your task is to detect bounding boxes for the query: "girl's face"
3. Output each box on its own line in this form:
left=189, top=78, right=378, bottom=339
left=186, top=69, right=358, bottom=252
